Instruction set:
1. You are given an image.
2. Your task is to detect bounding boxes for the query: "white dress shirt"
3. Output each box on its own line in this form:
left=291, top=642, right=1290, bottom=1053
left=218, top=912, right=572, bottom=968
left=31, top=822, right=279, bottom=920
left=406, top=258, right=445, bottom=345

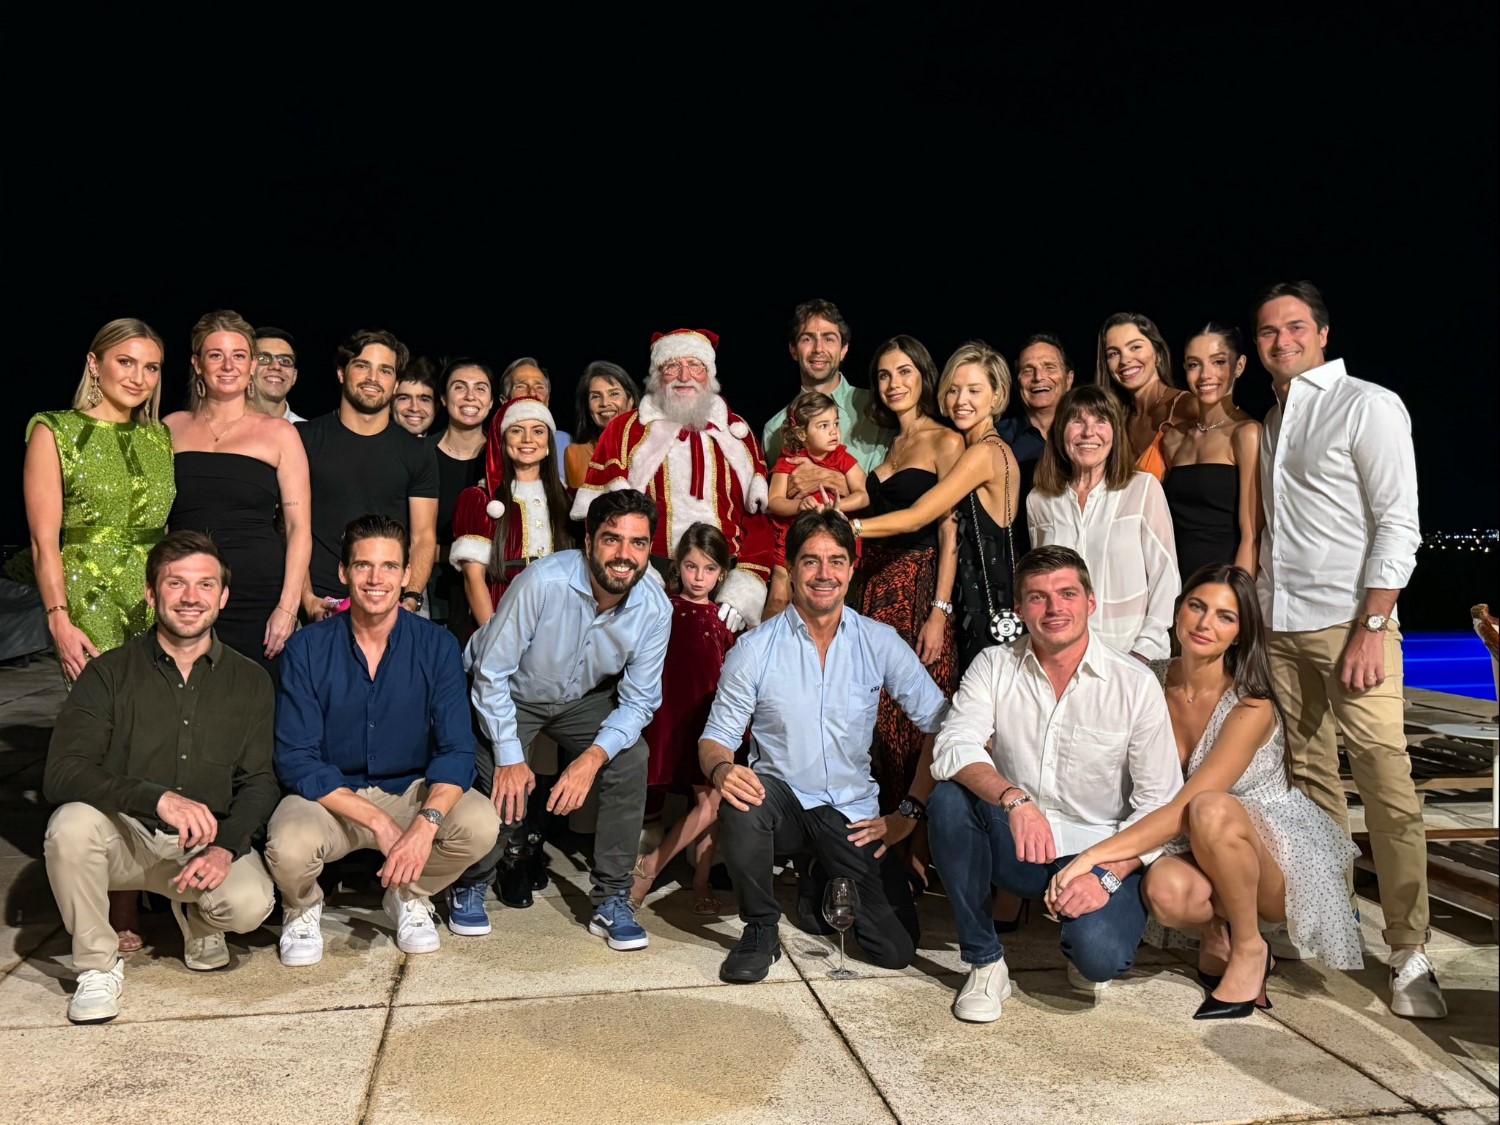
left=1026, top=471, right=1180, bottom=660
left=931, top=633, right=1182, bottom=863
left=1256, top=359, right=1420, bottom=633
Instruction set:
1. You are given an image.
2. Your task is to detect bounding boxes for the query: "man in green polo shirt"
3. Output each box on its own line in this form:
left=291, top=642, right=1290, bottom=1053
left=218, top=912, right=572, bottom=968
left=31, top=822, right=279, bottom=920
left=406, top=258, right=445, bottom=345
left=762, top=299, right=892, bottom=487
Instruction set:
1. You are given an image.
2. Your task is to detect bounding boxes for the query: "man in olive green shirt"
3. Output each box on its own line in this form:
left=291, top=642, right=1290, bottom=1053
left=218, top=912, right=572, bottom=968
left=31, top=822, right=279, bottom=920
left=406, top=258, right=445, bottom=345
left=43, top=531, right=279, bottom=1024
left=761, top=298, right=892, bottom=479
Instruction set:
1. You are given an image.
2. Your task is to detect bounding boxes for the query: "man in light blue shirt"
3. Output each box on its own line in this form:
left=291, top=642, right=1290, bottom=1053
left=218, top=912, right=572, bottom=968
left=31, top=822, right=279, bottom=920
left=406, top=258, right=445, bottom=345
left=700, top=510, right=949, bottom=982
left=453, top=489, right=672, bottom=952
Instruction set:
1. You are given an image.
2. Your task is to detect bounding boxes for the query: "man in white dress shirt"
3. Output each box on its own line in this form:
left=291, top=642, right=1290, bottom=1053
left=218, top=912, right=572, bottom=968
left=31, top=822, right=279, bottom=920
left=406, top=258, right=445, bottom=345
left=927, top=545, right=1181, bottom=1022
left=1253, top=280, right=1443, bottom=1019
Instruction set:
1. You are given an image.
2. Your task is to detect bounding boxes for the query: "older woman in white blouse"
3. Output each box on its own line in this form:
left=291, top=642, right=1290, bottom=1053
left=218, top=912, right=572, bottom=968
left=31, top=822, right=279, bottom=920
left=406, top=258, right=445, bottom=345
left=1027, top=385, right=1179, bottom=670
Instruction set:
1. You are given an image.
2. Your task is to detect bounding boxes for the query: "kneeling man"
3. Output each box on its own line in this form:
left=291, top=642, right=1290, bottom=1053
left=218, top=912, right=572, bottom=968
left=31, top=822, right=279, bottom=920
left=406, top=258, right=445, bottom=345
left=702, top=510, right=949, bottom=983
left=928, top=545, right=1181, bottom=1022
left=43, top=531, right=280, bottom=1023
left=268, top=514, right=498, bottom=964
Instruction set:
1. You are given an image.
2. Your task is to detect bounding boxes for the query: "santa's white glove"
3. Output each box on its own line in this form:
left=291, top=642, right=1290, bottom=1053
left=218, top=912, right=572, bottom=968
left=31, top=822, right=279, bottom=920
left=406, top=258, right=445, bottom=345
left=717, top=603, right=747, bottom=634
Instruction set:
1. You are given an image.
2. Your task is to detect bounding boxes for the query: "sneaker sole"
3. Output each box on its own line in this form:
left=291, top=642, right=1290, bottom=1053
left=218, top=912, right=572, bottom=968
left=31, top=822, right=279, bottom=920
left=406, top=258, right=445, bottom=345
left=184, top=955, right=230, bottom=972
left=955, top=979, right=1013, bottom=1023
left=280, top=948, right=324, bottom=967
left=719, top=947, right=782, bottom=984
left=1389, top=992, right=1448, bottom=1019
left=588, top=921, right=648, bottom=951
left=446, top=919, right=492, bottom=937
left=397, top=937, right=442, bottom=954
left=67, top=1007, right=119, bottom=1025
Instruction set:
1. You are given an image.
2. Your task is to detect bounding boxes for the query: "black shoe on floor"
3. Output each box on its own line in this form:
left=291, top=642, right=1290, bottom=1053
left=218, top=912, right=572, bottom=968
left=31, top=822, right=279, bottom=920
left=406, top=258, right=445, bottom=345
left=497, top=856, right=534, bottom=909
left=793, top=863, right=835, bottom=935
left=720, top=923, right=783, bottom=983
left=525, top=840, right=550, bottom=891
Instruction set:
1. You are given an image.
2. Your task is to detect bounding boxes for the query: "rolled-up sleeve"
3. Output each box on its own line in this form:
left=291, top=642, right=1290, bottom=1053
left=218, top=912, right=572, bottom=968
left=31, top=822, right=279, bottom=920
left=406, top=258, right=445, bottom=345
left=465, top=578, right=541, bottom=767
left=595, top=604, right=671, bottom=759
left=1118, top=676, right=1183, bottom=865
left=931, top=648, right=1001, bottom=782
left=274, top=634, right=347, bottom=801
left=1350, top=392, right=1420, bottom=592
left=701, top=639, right=761, bottom=751
left=426, top=630, right=477, bottom=789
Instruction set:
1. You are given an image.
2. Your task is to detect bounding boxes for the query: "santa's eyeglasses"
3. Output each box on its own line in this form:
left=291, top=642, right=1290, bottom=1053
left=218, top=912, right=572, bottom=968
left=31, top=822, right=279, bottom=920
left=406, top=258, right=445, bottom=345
left=661, top=360, right=707, bottom=376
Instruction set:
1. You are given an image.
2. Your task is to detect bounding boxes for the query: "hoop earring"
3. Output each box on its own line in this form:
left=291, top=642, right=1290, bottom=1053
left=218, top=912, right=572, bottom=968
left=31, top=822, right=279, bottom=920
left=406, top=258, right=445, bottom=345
left=85, top=370, right=103, bottom=408
left=194, top=377, right=207, bottom=399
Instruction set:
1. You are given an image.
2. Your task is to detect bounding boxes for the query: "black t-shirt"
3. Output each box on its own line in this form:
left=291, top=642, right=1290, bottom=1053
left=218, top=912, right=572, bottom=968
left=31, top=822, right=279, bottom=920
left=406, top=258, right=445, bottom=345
left=434, top=443, right=485, bottom=546
left=298, top=413, right=439, bottom=596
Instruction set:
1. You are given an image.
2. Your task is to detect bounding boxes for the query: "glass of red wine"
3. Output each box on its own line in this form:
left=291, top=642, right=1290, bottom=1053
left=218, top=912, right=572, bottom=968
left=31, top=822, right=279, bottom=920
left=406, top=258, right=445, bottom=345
left=821, top=876, right=859, bottom=979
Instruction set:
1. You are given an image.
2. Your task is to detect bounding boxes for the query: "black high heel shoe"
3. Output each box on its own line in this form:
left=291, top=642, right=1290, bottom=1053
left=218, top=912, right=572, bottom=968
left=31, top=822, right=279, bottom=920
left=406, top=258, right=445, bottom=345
left=994, top=898, right=1031, bottom=935
left=1193, top=945, right=1274, bottom=1020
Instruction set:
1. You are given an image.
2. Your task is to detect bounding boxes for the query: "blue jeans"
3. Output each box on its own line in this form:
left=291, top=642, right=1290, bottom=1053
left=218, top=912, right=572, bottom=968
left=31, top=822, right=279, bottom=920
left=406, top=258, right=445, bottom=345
left=927, top=780, right=1147, bottom=980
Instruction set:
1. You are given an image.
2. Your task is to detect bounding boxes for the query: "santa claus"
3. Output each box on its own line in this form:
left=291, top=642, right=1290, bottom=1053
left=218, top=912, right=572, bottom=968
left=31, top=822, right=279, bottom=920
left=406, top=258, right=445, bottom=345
left=571, top=328, right=772, bottom=630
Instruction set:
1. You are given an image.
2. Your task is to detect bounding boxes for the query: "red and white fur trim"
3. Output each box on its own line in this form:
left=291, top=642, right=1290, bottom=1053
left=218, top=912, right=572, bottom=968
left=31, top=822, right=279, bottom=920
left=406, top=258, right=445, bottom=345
left=717, top=566, right=767, bottom=628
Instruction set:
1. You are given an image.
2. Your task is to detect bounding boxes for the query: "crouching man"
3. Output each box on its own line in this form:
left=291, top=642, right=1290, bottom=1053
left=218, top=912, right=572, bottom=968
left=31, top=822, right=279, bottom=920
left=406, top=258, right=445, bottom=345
left=43, top=531, right=280, bottom=1024
left=266, top=514, right=499, bottom=965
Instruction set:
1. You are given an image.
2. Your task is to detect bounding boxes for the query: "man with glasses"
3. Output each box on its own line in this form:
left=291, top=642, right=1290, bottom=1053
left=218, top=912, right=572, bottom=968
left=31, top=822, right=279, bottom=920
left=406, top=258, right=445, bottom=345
left=251, top=327, right=304, bottom=423
left=573, top=328, right=774, bottom=632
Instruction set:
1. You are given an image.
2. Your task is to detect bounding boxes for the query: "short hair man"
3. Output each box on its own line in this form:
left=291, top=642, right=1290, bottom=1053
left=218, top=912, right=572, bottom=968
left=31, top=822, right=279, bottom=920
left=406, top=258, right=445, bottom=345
left=927, top=546, right=1181, bottom=1022
left=392, top=357, right=440, bottom=437
left=1252, top=280, right=1441, bottom=1018
left=701, top=510, right=950, bottom=983
left=999, top=334, right=1075, bottom=553
left=497, top=356, right=571, bottom=476
left=457, top=489, right=671, bottom=951
left=762, top=300, right=893, bottom=493
left=251, top=326, right=304, bottom=423
left=298, top=328, right=439, bottom=620
left=42, top=531, right=280, bottom=1023
left=267, top=514, right=499, bottom=965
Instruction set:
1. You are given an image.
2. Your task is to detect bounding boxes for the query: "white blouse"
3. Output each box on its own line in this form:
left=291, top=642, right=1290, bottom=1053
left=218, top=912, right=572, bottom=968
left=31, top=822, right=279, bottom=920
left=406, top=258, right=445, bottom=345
left=1026, top=471, right=1180, bottom=660
left=511, top=479, right=554, bottom=558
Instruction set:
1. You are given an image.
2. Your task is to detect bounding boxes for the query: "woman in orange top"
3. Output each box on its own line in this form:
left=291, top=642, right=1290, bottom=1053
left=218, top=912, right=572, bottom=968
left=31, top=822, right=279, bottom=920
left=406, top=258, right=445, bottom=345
left=1095, top=311, right=1193, bottom=478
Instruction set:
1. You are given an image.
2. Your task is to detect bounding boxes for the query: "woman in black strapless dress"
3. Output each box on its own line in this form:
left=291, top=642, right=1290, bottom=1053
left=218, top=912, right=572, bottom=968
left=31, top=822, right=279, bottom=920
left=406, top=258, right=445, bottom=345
left=1160, top=322, right=1262, bottom=579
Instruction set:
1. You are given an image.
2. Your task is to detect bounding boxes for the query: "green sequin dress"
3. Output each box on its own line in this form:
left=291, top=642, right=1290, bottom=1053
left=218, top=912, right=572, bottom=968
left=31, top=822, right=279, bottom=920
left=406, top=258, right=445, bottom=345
left=25, top=410, right=176, bottom=652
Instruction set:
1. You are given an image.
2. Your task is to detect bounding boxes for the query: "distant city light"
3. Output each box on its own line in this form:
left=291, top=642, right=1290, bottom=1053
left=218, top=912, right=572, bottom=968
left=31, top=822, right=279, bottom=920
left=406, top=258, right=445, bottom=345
left=1421, top=529, right=1499, bottom=553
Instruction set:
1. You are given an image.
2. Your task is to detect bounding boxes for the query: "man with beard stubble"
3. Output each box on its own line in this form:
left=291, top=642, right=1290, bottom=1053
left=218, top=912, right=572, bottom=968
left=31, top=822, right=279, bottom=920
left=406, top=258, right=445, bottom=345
left=297, top=329, right=439, bottom=619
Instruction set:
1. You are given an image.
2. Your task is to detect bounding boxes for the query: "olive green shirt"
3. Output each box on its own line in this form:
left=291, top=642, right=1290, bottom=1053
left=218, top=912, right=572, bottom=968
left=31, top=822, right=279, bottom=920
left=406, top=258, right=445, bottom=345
left=43, top=630, right=279, bottom=858
left=762, top=373, right=893, bottom=473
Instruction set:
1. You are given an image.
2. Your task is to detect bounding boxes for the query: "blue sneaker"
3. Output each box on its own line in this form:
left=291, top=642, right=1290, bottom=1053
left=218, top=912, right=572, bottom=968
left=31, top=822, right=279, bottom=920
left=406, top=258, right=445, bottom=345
left=588, top=894, right=649, bottom=951
left=445, top=883, right=491, bottom=936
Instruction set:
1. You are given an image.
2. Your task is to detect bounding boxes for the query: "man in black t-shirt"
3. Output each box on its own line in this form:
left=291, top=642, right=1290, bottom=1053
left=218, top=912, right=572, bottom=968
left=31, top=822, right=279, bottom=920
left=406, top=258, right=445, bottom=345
left=298, top=329, right=439, bottom=616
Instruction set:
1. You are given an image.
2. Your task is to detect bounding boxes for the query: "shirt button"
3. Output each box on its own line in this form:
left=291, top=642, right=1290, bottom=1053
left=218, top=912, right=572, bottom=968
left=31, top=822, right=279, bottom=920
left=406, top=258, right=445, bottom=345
left=181, top=755, right=187, bottom=760
left=182, top=719, right=189, bottom=725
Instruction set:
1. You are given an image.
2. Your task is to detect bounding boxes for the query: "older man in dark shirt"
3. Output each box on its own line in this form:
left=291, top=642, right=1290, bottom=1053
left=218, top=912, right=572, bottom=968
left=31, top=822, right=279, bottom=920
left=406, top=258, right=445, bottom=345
left=266, top=514, right=498, bottom=967
left=43, top=531, right=280, bottom=1024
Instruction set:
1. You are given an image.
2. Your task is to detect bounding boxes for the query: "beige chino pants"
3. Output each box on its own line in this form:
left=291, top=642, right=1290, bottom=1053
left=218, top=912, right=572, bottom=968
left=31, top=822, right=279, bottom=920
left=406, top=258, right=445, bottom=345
left=1268, top=622, right=1429, bottom=945
left=44, top=803, right=276, bottom=974
left=264, top=781, right=499, bottom=911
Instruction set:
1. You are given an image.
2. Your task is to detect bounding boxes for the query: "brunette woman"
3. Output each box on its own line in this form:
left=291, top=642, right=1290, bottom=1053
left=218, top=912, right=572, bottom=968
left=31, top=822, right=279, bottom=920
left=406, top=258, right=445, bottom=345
left=1096, top=311, right=1192, bottom=479
left=430, top=358, right=495, bottom=632
left=565, top=361, right=640, bottom=490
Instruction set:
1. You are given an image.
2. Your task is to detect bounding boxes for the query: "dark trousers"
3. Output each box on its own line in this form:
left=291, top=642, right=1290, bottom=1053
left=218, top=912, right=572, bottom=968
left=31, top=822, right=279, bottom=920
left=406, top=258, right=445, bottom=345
left=458, top=685, right=647, bottom=906
left=927, top=780, right=1147, bottom=980
left=718, top=773, right=919, bottom=970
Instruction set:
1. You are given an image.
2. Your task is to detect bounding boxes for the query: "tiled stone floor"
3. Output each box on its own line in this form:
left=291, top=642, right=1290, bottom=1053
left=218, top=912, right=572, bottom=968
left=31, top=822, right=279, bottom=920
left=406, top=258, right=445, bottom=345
left=0, top=656, right=1494, bottom=1125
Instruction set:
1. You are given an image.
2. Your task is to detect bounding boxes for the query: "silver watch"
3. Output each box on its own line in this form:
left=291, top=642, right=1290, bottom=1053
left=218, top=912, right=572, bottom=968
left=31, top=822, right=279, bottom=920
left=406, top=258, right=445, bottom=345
left=417, top=807, right=444, bottom=827
left=1359, top=613, right=1388, bottom=633
left=931, top=599, right=953, bottom=617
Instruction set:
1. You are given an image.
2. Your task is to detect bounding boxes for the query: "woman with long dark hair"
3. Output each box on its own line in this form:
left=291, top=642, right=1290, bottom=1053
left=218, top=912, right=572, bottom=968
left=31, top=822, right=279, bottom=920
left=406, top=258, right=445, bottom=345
left=565, top=361, right=640, bottom=490
left=1095, top=311, right=1192, bottom=479
left=430, top=358, right=495, bottom=633
left=1046, top=564, right=1362, bottom=1020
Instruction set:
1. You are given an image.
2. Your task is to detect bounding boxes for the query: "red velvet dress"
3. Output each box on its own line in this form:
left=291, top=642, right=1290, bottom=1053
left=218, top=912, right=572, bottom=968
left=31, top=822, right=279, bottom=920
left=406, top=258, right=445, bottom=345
left=644, top=596, right=736, bottom=790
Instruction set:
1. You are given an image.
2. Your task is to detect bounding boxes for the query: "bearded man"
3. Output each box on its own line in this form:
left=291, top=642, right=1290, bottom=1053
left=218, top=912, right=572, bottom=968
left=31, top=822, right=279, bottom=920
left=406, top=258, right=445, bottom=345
left=571, top=329, right=773, bottom=631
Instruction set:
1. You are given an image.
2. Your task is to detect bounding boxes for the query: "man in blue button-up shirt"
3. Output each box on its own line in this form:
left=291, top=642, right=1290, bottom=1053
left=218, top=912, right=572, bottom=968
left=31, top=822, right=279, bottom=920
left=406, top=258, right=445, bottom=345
left=267, top=515, right=499, bottom=967
left=457, top=489, right=672, bottom=952
left=701, top=510, right=949, bottom=983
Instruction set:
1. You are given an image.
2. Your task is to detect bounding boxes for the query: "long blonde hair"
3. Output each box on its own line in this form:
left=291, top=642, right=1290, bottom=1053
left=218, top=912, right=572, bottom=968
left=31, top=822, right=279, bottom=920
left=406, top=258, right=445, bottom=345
left=74, top=318, right=166, bottom=425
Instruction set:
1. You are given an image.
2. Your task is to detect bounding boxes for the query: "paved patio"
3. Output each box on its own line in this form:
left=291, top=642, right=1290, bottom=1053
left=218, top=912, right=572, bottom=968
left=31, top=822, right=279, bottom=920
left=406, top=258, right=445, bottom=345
left=0, top=657, right=1494, bottom=1125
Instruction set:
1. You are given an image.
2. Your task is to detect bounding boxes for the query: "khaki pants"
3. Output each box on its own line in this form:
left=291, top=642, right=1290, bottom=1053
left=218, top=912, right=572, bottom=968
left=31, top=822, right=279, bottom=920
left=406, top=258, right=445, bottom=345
left=264, top=782, right=499, bottom=911
left=1269, top=622, right=1429, bottom=945
left=44, top=803, right=276, bottom=973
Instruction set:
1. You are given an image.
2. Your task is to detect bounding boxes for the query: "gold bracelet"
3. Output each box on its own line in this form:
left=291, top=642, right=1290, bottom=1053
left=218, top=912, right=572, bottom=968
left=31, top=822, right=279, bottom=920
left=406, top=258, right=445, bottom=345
left=45, top=604, right=69, bottom=616
left=275, top=605, right=298, bottom=619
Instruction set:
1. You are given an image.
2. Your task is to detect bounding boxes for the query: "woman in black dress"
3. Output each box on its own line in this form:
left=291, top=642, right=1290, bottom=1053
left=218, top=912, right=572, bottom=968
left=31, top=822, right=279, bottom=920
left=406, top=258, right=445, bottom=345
left=1160, top=323, right=1262, bottom=579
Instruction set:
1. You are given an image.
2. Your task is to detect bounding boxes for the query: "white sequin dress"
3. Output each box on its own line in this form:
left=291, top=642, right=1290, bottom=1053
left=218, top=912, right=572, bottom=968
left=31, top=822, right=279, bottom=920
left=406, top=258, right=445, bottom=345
left=1149, top=687, right=1364, bottom=970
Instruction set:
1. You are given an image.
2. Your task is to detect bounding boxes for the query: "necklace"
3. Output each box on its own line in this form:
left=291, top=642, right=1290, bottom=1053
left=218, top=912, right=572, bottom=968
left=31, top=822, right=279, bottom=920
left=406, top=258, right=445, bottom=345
left=206, top=413, right=246, bottom=443
left=1195, top=416, right=1232, bottom=434
left=889, top=420, right=935, bottom=472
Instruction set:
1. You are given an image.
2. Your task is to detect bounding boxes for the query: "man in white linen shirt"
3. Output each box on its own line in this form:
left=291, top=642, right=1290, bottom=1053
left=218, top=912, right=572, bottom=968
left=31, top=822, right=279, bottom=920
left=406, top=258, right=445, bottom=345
left=1253, top=280, right=1443, bottom=1019
left=927, top=545, right=1181, bottom=1022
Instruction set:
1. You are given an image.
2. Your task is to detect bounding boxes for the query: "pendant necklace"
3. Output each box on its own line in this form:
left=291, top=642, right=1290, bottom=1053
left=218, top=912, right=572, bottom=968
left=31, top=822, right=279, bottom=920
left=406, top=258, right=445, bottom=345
left=207, top=414, right=245, bottom=443
left=1195, top=416, right=1232, bottom=434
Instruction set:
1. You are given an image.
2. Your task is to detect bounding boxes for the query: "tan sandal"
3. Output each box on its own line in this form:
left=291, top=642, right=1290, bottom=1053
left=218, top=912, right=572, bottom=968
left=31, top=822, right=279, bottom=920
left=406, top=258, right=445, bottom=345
left=693, top=895, right=722, bottom=916
left=116, top=929, right=144, bottom=953
left=628, top=857, right=653, bottom=911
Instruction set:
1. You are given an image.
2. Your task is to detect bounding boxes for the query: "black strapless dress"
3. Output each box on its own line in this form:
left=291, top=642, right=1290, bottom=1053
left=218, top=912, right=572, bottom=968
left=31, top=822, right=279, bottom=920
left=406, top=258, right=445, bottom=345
left=1163, top=463, right=1240, bottom=583
left=169, top=453, right=284, bottom=677
left=955, top=490, right=1018, bottom=673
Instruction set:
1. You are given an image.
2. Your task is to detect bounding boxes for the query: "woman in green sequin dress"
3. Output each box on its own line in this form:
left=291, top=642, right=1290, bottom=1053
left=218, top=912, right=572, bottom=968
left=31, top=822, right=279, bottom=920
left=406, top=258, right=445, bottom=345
left=23, top=319, right=175, bottom=683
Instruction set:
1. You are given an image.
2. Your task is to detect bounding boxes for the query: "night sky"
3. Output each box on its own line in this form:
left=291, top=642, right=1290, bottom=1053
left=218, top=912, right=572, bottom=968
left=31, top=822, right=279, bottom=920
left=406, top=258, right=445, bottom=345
left=8, top=8, right=1497, bottom=552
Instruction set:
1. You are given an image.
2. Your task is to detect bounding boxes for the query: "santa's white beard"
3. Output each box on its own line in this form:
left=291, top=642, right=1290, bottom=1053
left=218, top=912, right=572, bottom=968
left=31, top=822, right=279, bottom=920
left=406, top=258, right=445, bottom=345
left=647, top=371, right=721, bottom=429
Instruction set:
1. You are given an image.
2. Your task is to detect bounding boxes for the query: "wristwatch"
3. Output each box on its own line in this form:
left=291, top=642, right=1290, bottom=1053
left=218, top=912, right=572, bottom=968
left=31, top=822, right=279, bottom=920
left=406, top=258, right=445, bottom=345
left=930, top=599, right=953, bottom=617
left=416, top=807, right=444, bottom=827
left=401, top=588, right=425, bottom=610
left=1359, top=613, right=1388, bottom=633
left=896, top=796, right=928, bottom=822
left=1091, top=864, right=1122, bottom=896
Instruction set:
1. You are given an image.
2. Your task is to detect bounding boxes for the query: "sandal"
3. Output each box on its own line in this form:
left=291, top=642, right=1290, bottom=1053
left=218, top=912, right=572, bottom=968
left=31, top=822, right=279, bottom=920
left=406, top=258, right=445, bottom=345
left=693, top=895, right=722, bottom=916
left=628, top=856, right=653, bottom=911
left=116, top=930, right=144, bottom=953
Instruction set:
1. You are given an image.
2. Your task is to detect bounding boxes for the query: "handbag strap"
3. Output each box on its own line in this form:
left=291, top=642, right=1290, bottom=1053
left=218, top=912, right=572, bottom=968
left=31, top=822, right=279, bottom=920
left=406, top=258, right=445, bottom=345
left=968, top=434, right=1016, bottom=618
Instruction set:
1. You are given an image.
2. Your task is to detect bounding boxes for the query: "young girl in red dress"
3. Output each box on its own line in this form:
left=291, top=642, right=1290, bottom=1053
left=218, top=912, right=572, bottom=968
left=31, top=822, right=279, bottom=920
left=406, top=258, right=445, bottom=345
left=764, top=390, right=868, bottom=617
left=630, top=523, right=738, bottom=915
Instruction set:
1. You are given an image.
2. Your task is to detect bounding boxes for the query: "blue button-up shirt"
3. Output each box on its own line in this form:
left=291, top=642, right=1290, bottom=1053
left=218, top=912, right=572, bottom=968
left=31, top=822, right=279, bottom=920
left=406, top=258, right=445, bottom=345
left=702, top=605, right=950, bottom=821
left=275, top=611, right=476, bottom=801
left=466, top=551, right=673, bottom=767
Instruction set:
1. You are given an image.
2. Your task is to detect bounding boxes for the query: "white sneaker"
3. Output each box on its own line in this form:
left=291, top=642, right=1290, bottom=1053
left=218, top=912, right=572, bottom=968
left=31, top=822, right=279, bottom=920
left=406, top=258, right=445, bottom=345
left=171, top=901, right=230, bottom=971
left=279, top=903, right=325, bottom=967
left=68, top=960, right=124, bottom=1024
left=954, top=959, right=1013, bottom=1022
left=384, top=887, right=441, bottom=955
left=1067, top=963, right=1113, bottom=994
left=1389, top=950, right=1448, bottom=1019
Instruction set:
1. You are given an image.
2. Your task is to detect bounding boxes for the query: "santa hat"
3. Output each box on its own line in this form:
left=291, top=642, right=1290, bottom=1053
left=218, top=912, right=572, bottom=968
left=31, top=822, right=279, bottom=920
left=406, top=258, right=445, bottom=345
left=650, top=328, right=719, bottom=381
left=483, top=396, right=557, bottom=519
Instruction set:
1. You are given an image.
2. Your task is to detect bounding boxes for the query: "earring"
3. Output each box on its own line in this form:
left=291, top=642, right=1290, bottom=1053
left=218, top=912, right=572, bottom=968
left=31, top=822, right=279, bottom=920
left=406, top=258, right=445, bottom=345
left=85, top=369, right=103, bottom=408
left=194, top=377, right=207, bottom=399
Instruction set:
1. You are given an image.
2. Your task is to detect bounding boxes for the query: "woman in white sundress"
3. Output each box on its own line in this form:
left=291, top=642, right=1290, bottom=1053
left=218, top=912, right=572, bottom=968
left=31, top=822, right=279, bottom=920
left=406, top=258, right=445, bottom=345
left=1047, top=563, right=1361, bottom=1020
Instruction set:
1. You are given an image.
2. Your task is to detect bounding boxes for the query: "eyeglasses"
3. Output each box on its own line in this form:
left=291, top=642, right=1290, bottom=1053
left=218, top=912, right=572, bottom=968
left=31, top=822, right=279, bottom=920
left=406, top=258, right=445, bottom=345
left=256, top=353, right=296, bottom=369
left=662, top=359, right=707, bottom=376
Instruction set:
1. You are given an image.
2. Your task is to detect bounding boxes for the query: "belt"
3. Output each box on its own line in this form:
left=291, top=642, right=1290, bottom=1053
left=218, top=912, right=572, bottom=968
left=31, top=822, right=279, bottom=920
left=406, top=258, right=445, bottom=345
left=62, top=527, right=165, bottom=547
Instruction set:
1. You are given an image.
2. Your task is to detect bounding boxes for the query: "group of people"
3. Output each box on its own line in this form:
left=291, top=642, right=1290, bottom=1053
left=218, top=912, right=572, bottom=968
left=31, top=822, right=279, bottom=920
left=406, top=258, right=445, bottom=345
left=25, top=285, right=1443, bottom=1032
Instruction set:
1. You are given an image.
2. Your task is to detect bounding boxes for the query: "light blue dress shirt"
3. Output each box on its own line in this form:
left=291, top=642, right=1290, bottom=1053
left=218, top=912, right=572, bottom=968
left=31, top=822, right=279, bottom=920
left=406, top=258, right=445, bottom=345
left=701, top=605, right=949, bottom=821
left=466, top=551, right=672, bottom=767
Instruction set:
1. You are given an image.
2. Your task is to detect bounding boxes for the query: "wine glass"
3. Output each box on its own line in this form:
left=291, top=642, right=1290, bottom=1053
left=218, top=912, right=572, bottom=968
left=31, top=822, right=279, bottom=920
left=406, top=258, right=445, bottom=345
left=821, top=876, right=859, bottom=979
